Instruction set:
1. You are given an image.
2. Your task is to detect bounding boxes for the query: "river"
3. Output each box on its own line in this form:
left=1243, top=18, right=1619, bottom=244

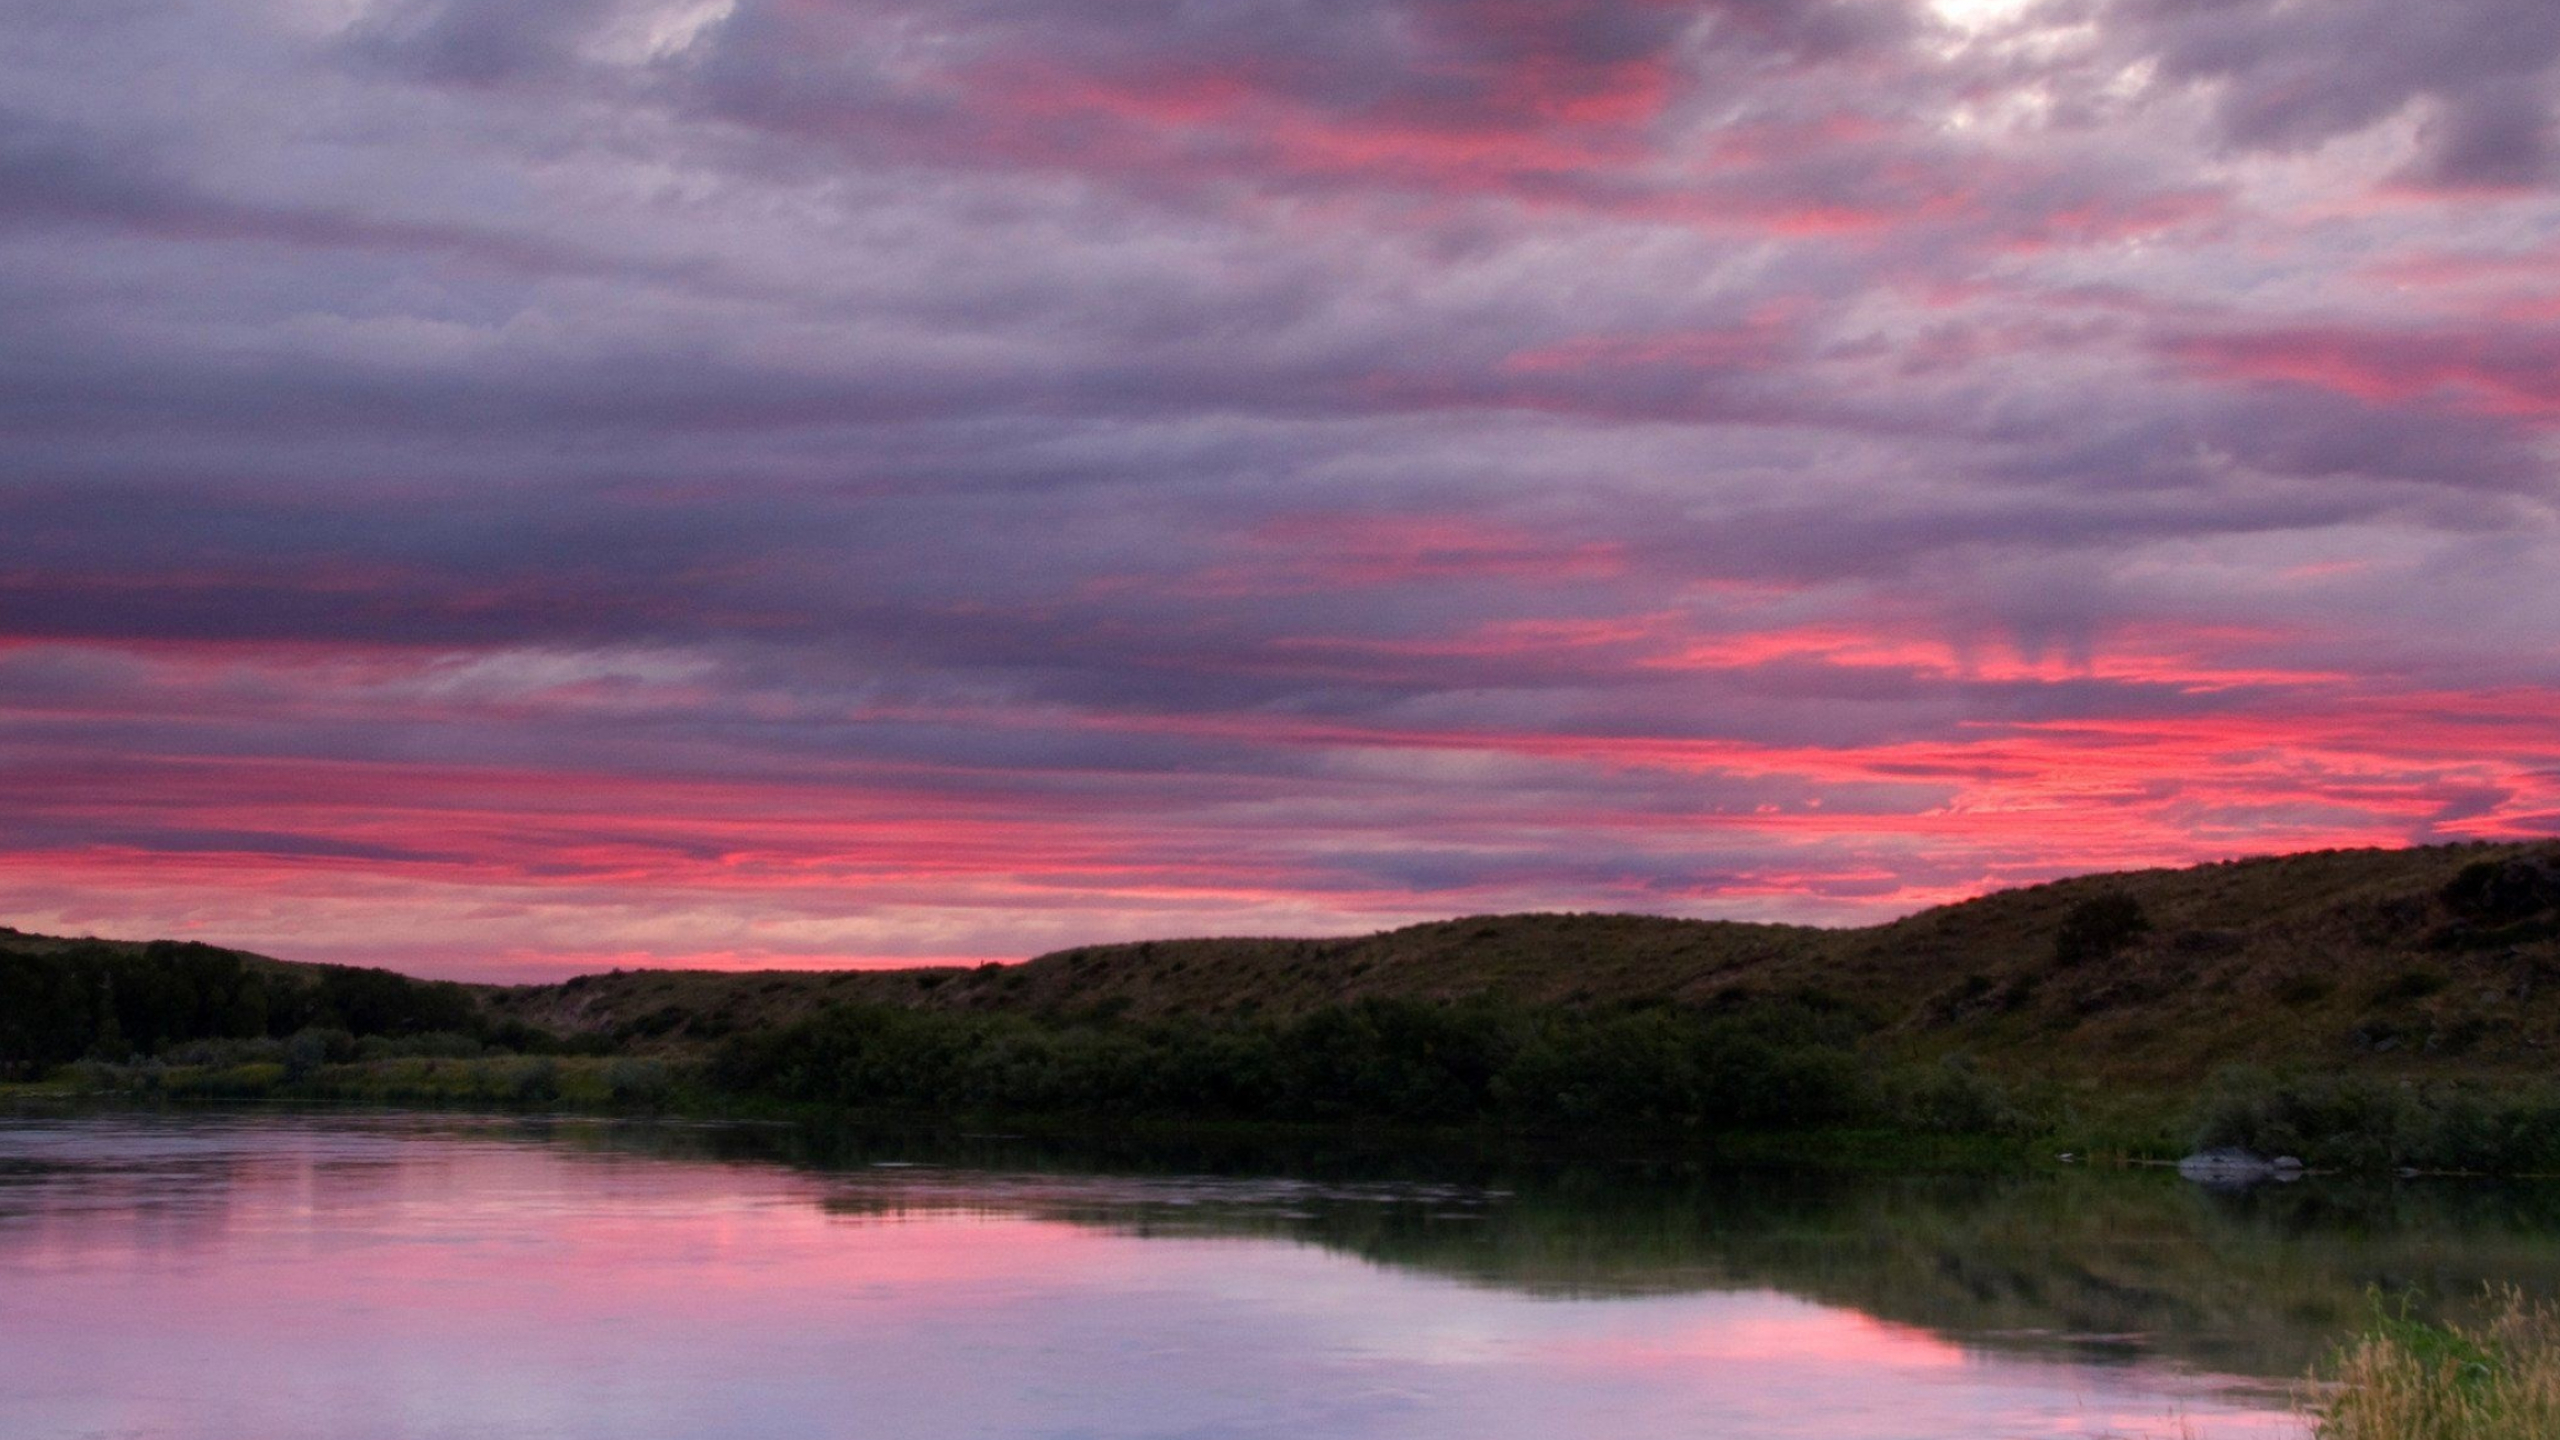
left=12, top=1108, right=2552, bottom=1438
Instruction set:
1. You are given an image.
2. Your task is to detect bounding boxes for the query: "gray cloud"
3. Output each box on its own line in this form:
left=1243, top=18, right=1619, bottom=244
left=0, top=0, right=2554, bottom=968
left=348, top=0, right=623, bottom=87
left=2106, top=0, right=2560, bottom=187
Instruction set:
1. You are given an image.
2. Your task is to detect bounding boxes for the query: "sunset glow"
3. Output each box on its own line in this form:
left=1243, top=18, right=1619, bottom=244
left=2, top=0, right=2555, bottom=978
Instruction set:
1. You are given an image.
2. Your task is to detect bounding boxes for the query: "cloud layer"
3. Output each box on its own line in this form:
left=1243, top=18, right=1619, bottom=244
left=2, top=0, right=2555, bottom=978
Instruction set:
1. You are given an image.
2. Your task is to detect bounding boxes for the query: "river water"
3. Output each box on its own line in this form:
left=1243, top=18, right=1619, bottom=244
left=8, top=1108, right=2552, bottom=1439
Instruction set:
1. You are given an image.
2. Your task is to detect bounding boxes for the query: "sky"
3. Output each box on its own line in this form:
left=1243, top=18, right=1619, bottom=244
left=2, top=0, right=2556, bottom=981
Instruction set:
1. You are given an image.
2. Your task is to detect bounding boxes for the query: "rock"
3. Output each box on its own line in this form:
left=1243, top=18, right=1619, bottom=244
left=2178, top=1148, right=2279, bottom=1186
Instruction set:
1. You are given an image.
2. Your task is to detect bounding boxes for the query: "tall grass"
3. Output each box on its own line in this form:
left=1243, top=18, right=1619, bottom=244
left=2316, top=1292, right=2560, bottom=1439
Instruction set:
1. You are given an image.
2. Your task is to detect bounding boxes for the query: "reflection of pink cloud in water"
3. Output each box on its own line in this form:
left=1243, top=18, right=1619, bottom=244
left=0, top=1116, right=2306, bottom=1440
left=1513, top=1290, right=2304, bottom=1438
left=1550, top=1297, right=1969, bottom=1369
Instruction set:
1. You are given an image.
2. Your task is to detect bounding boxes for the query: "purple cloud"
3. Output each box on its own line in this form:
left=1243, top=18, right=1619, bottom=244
left=0, top=0, right=2552, bottom=975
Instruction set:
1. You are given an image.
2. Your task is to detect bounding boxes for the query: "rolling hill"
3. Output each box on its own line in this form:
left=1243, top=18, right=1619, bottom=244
left=473, top=838, right=2560, bottom=1087
left=12, top=838, right=2557, bottom=1093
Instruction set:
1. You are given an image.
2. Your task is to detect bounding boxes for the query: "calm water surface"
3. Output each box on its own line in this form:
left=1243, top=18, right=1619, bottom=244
left=11, top=1109, right=2552, bottom=1440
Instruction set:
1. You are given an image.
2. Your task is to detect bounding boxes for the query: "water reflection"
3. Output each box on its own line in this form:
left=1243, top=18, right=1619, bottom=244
left=606, top=1118, right=2560, bottom=1379
left=5, top=1109, right=2530, bottom=1439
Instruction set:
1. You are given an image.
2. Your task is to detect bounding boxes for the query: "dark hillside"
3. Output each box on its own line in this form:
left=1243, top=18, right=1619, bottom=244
left=474, top=913, right=1833, bottom=1044
left=1839, top=841, right=2560, bottom=1084
left=0, top=930, right=492, bottom=1078
left=13, top=839, right=2559, bottom=1100
left=478, top=840, right=2560, bottom=1089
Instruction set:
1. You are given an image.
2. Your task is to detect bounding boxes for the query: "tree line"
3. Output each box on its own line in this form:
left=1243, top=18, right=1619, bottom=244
left=0, top=940, right=486, bottom=1078
left=710, top=993, right=2028, bottom=1138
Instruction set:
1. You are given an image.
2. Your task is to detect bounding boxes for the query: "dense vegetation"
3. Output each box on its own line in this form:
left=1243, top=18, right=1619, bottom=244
left=2319, top=1293, right=2560, bottom=1440
left=2191, top=1069, right=2560, bottom=1175
left=707, top=994, right=2032, bottom=1139
left=0, top=938, right=570, bottom=1080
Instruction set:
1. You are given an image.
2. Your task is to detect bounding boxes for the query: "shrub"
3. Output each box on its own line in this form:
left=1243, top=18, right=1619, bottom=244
left=500, top=1056, right=561, bottom=1105
left=282, top=1028, right=354, bottom=1080
left=2442, top=859, right=2560, bottom=925
left=2190, top=1069, right=2560, bottom=1173
left=1896, top=1054, right=2032, bottom=1136
left=2053, top=892, right=2151, bottom=966
left=606, top=1058, right=674, bottom=1107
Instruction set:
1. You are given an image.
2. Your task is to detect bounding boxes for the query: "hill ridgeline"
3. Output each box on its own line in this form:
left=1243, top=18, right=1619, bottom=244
left=8, top=840, right=2560, bottom=1162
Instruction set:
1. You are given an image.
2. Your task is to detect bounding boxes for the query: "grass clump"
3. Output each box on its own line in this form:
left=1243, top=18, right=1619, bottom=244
left=2317, top=1291, right=2560, bottom=1439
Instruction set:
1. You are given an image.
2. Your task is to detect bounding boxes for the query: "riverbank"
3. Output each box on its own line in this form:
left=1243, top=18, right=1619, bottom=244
left=0, top=1059, right=2051, bottom=1178
left=21, top=1010, right=2560, bottom=1179
left=10, top=841, right=2560, bottom=1176
left=2316, top=1293, right=2560, bottom=1439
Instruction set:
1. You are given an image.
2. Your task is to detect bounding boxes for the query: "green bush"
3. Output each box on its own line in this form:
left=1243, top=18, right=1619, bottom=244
left=606, top=1058, right=675, bottom=1107
left=501, top=1056, right=562, bottom=1105
left=283, top=1028, right=354, bottom=1081
left=2192, top=1069, right=2560, bottom=1173
left=1894, top=1054, right=2034, bottom=1136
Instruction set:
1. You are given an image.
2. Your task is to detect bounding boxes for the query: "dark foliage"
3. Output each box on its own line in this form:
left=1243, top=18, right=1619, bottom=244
left=2443, top=858, right=2560, bottom=925
left=2432, top=858, right=2560, bottom=950
left=709, top=996, right=1968, bottom=1137
left=0, top=941, right=494, bottom=1077
left=2052, top=892, right=2152, bottom=967
left=2192, top=1068, right=2560, bottom=1174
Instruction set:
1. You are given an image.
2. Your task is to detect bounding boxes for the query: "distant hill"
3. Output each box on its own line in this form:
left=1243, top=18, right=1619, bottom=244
left=13, top=839, right=2559, bottom=1091
left=474, top=839, right=2560, bottom=1086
